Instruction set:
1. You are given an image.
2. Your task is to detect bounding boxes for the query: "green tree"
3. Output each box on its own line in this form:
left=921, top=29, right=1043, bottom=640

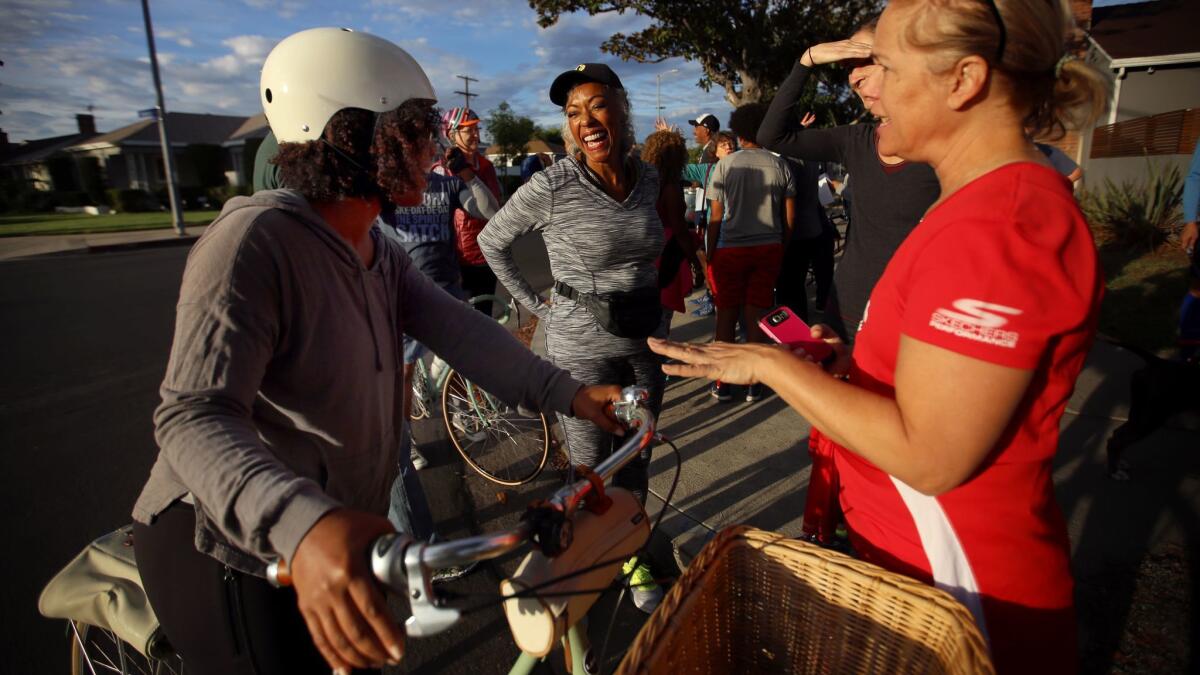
left=530, top=0, right=881, bottom=125
left=486, top=101, right=538, bottom=167
left=532, top=126, right=563, bottom=146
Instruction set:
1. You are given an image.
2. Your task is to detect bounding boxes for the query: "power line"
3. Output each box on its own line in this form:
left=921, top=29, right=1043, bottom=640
left=454, top=74, right=478, bottom=110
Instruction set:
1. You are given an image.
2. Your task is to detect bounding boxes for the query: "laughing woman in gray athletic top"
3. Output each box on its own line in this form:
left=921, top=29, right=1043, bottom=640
left=479, top=64, right=669, bottom=505
left=479, top=66, right=672, bottom=610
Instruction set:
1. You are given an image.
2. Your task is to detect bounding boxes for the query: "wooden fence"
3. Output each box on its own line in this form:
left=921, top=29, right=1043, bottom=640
left=1090, top=108, right=1200, bottom=158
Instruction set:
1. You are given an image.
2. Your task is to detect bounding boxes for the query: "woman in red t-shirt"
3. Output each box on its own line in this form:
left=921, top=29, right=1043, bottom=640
left=650, top=1, right=1110, bottom=672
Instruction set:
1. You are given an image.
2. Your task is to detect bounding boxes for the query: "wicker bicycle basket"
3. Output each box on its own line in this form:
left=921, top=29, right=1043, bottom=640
left=616, top=526, right=994, bottom=675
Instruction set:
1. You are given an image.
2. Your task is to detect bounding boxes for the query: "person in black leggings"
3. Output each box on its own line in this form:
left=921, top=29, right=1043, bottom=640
left=134, top=502, right=336, bottom=674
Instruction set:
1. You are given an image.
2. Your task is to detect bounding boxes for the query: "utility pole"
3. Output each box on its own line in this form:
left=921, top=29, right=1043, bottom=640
left=454, top=75, right=478, bottom=110
left=140, top=0, right=184, bottom=236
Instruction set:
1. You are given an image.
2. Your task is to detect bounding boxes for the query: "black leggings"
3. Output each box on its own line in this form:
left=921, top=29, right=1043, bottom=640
left=776, top=231, right=835, bottom=323
left=134, top=502, right=377, bottom=675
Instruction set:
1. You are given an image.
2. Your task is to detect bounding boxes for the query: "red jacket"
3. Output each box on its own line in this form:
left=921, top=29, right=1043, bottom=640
left=434, top=154, right=503, bottom=266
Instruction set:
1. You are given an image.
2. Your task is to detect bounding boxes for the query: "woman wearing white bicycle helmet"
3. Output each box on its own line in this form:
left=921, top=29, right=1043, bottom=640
left=131, top=28, right=623, bottom=674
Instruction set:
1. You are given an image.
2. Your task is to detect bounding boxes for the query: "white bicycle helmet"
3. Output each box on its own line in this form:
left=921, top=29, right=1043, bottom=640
left=260, top=27, right=436, bottom=143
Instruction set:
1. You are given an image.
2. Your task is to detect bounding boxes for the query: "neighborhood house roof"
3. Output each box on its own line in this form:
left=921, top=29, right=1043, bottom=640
left=1, top=132, right=97, bottom=166
left=73, top=112, right=252, bottom=150
left=1091, top=0, right=1200, bottom=63
left=226, top=113, right=269, bottom=144
left=485, top=138, right=567, bottom=156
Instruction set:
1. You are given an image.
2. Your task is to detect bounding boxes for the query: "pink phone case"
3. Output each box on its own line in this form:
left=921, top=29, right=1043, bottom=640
left=758, top=306, right=833, bottom=361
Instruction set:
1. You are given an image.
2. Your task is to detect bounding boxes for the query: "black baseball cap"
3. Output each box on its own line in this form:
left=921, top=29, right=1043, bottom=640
left=688, top=113, right=720, bottom=133
left=549, top=63, right=625, bottom=106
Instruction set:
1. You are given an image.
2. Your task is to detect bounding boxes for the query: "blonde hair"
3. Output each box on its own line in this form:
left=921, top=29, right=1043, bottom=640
left=892, top=0, right=1111, bottom=139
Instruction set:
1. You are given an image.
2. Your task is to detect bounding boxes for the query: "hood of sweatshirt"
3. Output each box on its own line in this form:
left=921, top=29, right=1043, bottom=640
left=210, top=189, right=395, bottom=370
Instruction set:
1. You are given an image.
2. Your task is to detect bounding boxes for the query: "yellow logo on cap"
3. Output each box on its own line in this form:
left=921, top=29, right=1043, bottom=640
left=576, top=64, right=586, bottom=71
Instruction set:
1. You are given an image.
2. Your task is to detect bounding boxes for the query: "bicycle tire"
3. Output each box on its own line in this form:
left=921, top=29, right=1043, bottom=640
left=409, top=360, right=432, bottom=420
left=441, top=369, right=550, bottom=486
left=70, top=621, right=184, bottom=675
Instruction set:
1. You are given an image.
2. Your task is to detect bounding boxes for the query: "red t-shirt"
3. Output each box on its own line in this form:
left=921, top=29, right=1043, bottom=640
left=822, top=162, right=1102, bottom=674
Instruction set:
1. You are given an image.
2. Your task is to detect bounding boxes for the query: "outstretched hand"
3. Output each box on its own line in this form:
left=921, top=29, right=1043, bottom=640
left=648, top=338, right=784, bottom=385
left=654, top=117, right=680, bottom=134
left=800, top=112, right=817, bottom=128
left=801, top=40, right=873, bottom=67
left=572, top=384, right=625, bottom=436
left=291, top=509, right=403, bottom=673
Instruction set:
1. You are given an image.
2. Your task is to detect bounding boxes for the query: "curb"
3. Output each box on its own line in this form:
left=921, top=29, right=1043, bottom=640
left=85, top=236, right=200, bottom=256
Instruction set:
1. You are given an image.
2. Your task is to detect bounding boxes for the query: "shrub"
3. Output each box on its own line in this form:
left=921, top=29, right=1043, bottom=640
left=1081, top=160, right=1183, bottom=252
left=54, top=191, right=95, bottom=207
left=107, top=188, right=158, bottom=212
left=205, top=184, right=251, bottom=208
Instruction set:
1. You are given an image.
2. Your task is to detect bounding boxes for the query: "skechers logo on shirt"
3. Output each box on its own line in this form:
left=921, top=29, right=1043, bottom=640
left=929, top=299, right=1022, bottom=348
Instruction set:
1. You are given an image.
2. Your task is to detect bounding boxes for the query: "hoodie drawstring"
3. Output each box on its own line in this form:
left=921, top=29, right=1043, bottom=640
left=359, top=270, right=383, bottom=372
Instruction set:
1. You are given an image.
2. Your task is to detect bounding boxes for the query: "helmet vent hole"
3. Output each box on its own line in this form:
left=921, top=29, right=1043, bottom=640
left=265, top=88, right=273, bottom=103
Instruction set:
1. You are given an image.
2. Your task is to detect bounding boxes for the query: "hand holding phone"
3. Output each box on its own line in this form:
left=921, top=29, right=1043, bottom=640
left=758, top=306, right=834, bottom=363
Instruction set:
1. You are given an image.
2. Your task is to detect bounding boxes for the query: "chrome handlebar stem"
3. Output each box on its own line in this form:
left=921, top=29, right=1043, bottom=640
left=370, top=385, right=654, bottom=637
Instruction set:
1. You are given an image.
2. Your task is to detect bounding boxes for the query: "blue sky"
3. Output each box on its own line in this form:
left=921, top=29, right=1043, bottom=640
left=0, top=0, right=1150, bottom=146
left=0, top=0, right=732, bottom=146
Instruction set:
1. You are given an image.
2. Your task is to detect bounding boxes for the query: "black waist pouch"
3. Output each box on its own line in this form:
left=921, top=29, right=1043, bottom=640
left=555, top=281, right=661, bottom=339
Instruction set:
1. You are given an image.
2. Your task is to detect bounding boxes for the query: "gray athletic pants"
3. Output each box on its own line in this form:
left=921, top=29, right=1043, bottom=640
left=545, top=308, right=668, bottom=503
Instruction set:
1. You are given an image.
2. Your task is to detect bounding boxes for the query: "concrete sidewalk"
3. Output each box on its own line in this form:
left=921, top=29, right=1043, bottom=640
left=0, top=226, right=204, bottom=261
left=645, top=302, right=1200, bottom=574
left=11, top=227, right=1199, bottom=669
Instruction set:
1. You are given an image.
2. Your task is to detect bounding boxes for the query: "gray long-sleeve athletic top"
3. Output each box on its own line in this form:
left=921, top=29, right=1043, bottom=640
left=133, top=189, right=583, bottom=575
left=477, top=156, right=664, bottom=354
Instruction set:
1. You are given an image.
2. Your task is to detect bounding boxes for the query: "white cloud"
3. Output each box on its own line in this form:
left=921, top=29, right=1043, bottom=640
left=241, top=0, right=305, bottom=19
left=223, top=34, right=274, bottom=61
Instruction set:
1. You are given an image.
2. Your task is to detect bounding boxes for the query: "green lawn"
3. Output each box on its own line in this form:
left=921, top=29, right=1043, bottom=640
left=0, top=211, right=221, bottom=237
left=1094, top=231, right=1191, bottom=354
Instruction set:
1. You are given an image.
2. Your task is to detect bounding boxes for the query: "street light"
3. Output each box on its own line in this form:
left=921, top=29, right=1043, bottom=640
left=656, top=68, right=680, bottom=118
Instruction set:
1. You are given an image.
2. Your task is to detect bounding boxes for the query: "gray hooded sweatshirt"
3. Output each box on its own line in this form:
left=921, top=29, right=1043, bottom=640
left=132, top=189, right=583, bottom=575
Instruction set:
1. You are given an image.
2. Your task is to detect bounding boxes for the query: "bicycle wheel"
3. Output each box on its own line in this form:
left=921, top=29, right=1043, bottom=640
left=70, top=621, right=183, bottom=675
left=441, top=369, right=550, bottom=486
left=409, top=360, right=432, bottom=420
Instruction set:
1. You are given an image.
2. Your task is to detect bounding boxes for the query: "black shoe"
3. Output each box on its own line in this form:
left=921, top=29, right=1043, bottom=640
left=710, top=382, right=732, bottom=402
left=745, top=384, right=763, bottom=402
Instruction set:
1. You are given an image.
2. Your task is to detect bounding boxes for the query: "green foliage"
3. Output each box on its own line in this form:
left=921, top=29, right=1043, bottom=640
left=530, top=0, right=881, bottom=123
left=532, top=126, right=563, bottom=145
left=77, top=156, right=108, bottom=205
left=486, top=101, right=538, bottom=169
left=0, top=210, right=221, bottom=236
left=107, top=188, right=158, bottom=213
left=46, top=156, right=79, bottom=191
left=1081, top=161, right=1184, bottom=252
left=180, top=143, right=228, bottom=188
left=205, top=184, right=252, bottom=208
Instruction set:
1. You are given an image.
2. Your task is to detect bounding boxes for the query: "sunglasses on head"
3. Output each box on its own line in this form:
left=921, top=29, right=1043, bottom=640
left=982, top=0, right=1007, bottom=63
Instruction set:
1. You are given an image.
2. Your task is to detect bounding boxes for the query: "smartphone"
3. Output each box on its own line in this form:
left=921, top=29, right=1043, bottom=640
left=758, top=306, right=834, bottom=362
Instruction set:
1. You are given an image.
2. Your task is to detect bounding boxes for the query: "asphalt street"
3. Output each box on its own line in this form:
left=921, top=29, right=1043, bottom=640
left=1, top=243, right=646, bottom=674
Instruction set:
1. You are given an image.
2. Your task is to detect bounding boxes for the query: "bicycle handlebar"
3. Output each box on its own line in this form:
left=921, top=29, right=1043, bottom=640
left=267, top=385, right=657, bottom=638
